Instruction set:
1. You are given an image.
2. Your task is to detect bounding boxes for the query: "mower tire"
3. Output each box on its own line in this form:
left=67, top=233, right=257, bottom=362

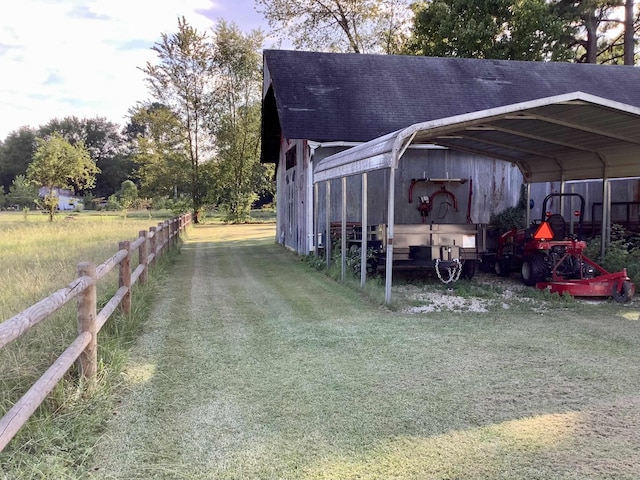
left=495, top=257, right=511, bottom=277
left=612, top=280, right=634, bottom=303
left=521, top=255, right=547, bottom=286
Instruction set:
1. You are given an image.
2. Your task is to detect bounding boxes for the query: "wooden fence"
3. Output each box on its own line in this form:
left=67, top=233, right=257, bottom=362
left=0, top=213, right=192, bottom=452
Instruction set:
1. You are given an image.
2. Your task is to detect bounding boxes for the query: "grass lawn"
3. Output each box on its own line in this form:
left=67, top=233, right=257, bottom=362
left=85, top=223, right=640, bottom=480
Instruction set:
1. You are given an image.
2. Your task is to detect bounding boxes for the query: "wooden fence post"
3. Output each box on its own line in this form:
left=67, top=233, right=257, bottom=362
left=77, top=262, right=97, bottom=379
left=138, top=230, right=148, bottom=285
left=149, top=226, right=157, bottom=268
left=119, top=241, right=131, bottom=316
left=157, top=222, right=164, bottom=257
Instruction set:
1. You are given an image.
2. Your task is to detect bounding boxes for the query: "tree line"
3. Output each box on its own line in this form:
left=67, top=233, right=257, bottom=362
left=0, top=2, right=637, bottom=221
left=258, top=0, right=638, bottom=63
left=0, top=20, right=273, bottom=223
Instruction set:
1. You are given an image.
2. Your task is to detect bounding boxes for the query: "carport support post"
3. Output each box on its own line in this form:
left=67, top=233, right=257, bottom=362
left=341, top=176, right=347, bottom=282
left=385, top=165, right=396, bottom=304
left=526, top=183, right=531, bottom=227
left=360, top=172, right=368, bottom=289
left=314, top=182, right=319, bottom=255
left=601, top=178, right=611, bottom=259
left=325, top=181, right=331, bottom=267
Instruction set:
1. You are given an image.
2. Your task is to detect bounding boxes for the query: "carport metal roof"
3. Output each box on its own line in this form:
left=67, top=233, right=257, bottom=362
left=313, top=92, right=640, bottom=303
left=314, top=92, right=640, bottom=184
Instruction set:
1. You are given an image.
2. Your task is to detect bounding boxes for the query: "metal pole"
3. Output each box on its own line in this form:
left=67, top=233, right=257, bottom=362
left=526, top=183, right=531, bottom=227
left=600, top=177, right=611, bottom=260
left=385, top=166, right=396, bottom=304
left=314, top=182, right=319, bottom=256
left=341, top=176, right=347, bottom=281
left=361, top=172, right=368, bottom=289
left=325, top=181, right=331, bottom=267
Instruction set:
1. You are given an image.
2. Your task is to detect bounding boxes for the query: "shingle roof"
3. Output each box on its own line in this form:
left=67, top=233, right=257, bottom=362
left=261, top=50, right=640, bottom=162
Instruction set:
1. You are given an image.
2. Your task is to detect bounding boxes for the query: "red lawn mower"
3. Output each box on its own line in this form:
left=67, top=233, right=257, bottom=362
left=494, top=193, right=635, bottom=302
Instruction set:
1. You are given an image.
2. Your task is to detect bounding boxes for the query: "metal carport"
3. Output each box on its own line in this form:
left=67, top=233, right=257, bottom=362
left=313, top=92, right=640, bottom=304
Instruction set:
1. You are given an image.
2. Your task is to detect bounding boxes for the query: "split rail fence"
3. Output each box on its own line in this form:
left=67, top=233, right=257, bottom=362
left=0, top=213, right=192, bottom=452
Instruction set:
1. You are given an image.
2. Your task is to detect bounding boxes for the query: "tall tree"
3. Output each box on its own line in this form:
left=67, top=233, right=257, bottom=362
left=0, top=127, right=37, bottom=192
left=256, top=0, right=413, bottom=53
left=127, top=102, right=191, bottom=200
left=624, top=0, right=636, bottom=63
left=27, top=133, right=99, bottom=221
left=140, top=17, right=215, bottom=222
left=38, top=116, right=135, bottom=198
left=551, top=0, right=639, bottom=64
left=5, top=175, right=38, bottom=209
left=406, top=0, right=574, bottom=60
left=207, top=21, right=274, bottom=222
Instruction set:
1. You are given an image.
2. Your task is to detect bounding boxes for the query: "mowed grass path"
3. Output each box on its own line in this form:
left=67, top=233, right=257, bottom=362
left=91, top=224, right=640, bottom=479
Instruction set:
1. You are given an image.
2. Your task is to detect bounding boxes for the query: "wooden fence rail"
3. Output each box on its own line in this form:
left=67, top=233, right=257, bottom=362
left=0, top=213, right=192, bottom=452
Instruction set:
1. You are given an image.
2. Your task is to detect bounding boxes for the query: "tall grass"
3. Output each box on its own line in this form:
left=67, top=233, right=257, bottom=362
left=0, top=211, right=180, bottom=477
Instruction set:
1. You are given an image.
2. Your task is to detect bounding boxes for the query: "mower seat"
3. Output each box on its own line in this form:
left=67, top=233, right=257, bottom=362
left=547, top=214, right=567, bottom=240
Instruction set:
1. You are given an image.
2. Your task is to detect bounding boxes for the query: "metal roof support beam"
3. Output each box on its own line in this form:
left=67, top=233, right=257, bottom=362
left=455, top=131, right=563, bottom=159
left=527, top=113, right=640, bottom=146
left=487, top=125, right=607, bottom=153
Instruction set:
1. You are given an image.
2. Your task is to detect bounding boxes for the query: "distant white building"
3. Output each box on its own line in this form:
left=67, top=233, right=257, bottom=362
left=38, top=187, right=82, bottom=211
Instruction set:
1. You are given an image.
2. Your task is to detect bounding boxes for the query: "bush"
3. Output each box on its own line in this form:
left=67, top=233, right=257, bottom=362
left=584, top=224, right=640, bottom=283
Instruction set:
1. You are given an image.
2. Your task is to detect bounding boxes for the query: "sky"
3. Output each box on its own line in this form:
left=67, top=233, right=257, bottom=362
left=0, top=0, right=274, bottom=141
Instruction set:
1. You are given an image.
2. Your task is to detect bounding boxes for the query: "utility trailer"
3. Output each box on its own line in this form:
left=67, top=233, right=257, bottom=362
left=368, top=223, right=488, bottom=283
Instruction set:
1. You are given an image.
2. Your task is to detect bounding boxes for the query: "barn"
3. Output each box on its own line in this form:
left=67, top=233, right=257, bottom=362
left=261, top=50, right=640, bottom=273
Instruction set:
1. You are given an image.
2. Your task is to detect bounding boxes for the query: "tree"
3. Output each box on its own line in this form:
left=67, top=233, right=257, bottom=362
left=550, top=0, right=639, bottom=64
left=406, top=0, right=574, bottom=60
left=0, top=127, right=37, bottom=192
left=115, top=179, right=138, bottom=218
left=256, top=0, right=413, bottom=53
left=27, top=133, right=99, bottom=221
left=38, top=116, right=136, bottom=198
left=624, top=0, right=636, bottom=64
left=207, top=21, right=275, bottom=222
left=127, top=102, right=191, bottom=200
left=140, top=17, right=215, bottom=222
left=5, top=175, right=38, bottom=209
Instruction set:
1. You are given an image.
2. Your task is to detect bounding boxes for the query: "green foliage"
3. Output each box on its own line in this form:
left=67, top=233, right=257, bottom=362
left=105, top=194, right=122, bottom=211
left=82, top=192, right=96, bottom=210
left=256, top=0, right=413, bottom=53
left=490, top=184, right=527, bottom=232
left=140, top=17, right=214, bottom=222
left=151, top=196, right=167, bottom=210
left=405, top=0, right=639, bottom=63
left=129, top=103, right=190, bottom=200
left=406, top=0, right=574, bottom=60
left=117, top=180, right=138, bottom=209
left=5, top=175, right=38, bottom=209
left=204, top=22, right=275, bottom=223
left=38, top=116, right=134, bottom=198
left=0, top=127, right=37, bottom=191
left=27, top=133, right=100, bottom=221
left=583, top=224, right=640, bottom=282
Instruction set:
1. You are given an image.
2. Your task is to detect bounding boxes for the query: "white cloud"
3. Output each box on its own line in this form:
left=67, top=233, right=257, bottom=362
left=0, top=0, right=234, bottom=139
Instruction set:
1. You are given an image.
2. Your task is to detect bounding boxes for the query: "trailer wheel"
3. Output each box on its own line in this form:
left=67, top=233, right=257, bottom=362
left=461, top=260, right=476, bottom=280
left=495, top=258, right=511, bottom=277
left=612, top=280, right=633, bottom=303
left=521, top=255, right=546, bottom=286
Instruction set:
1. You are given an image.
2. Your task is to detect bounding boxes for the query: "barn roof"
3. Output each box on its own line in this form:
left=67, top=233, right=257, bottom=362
left=261, top=50, right=640, bottom=163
